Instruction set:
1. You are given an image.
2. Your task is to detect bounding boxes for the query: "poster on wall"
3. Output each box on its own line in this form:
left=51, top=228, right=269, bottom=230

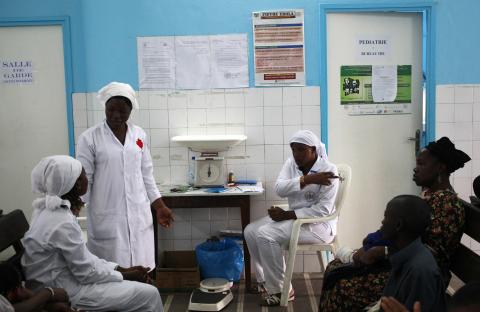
left=137, top=34, right=248, bottom=90
left=252, top=9, right=305, bottom=86
left=340, top=65, right=412, bottom=115
left=137, top=37, right=175, bottom=89
left=1, top=60, right=34, bottom=84
left=175, top=36, right=211, bottom=89
left=209, top=34, right=249, bottom=89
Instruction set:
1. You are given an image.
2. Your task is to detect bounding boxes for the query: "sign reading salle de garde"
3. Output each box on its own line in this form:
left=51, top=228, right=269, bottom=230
left=1, top=60, right=34, bottom=84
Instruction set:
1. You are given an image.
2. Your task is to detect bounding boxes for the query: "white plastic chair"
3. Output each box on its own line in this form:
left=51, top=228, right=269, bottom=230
left=279, top=164, right=352, bottom=306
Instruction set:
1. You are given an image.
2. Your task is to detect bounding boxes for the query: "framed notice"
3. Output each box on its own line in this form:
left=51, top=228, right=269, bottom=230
left=252, top=9, right=305, bottom=86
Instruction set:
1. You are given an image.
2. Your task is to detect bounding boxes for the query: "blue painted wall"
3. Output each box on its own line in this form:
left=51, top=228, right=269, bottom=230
left=0, top=0, right=86, bottom=90
left=1, top=0, right=479, bottom=92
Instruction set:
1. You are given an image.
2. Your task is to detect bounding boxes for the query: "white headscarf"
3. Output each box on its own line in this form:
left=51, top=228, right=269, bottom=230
left=289, top=130, right=328, bottom=160
left=31, top=156, right=82, bottom=220
left=97, top=81, right=139, bottom=109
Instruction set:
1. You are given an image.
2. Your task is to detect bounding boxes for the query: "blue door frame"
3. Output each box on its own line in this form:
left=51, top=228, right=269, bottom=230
left=319, top=2, right=436, bottom=150
left=0, top=17, right=75, bottom=156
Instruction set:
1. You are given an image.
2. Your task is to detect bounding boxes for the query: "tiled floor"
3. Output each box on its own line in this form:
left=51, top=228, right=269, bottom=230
left=160, top=273, right=323, bottom=312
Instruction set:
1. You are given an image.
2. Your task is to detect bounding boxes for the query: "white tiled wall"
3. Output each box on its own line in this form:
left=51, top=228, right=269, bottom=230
left=72, top=86, right=321, bottom=272
left=436, top=85, right=480, bottom=199
left=436, top=84, right=480, bottom=256
left=72, top=84, right=480, bottom=270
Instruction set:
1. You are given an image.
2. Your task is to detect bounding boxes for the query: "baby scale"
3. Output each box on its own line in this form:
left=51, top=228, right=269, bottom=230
left=194, top=154, right=225, bottom=187
left=188, top=278, right=233, bottom=311
left=171, top=135, right=247, bottom=188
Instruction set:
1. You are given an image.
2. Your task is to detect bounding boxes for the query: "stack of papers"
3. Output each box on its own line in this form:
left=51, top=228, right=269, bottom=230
left=236, top=182, right=264, bottom=193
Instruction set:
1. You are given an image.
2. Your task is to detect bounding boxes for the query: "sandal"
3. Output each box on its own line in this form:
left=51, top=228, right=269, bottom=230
left=259, top=289, right=295, bottom=306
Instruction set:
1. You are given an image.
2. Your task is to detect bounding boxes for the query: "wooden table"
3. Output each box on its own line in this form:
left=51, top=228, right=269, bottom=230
left=153, top=186, right=264, bottom=291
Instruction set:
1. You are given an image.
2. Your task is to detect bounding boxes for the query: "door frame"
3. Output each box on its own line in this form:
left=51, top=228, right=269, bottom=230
left=319, top=2, right=436, bottom=150
left=0, top=17, right=75, bottom=156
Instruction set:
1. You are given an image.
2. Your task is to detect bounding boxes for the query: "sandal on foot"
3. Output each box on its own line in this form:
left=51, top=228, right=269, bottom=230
left=259, top=289, right=295, bottom=306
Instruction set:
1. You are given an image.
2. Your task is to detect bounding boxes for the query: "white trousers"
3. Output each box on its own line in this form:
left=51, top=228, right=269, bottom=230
left=244, top=216, right=333, bottom=294
left=72, top=280, right=163, bottom=312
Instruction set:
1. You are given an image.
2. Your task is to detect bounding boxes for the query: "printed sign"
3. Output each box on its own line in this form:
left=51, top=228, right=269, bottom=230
left=356, top=36, right=391, bottom=61
left=252, top=9, right=305, bottom=86
left=1, top=60, right=34, bottom=84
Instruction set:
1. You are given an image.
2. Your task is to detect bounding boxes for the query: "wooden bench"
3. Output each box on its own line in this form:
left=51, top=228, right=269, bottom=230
left=449, top=200, right=480, bottom=290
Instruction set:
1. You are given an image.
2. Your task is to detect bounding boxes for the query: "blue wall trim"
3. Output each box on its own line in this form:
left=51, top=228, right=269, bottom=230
left=425, top=6, right=436, bottom=144
left=318, top=2, right=436, bottom=150
left=0, top=17, right=76, bottom=156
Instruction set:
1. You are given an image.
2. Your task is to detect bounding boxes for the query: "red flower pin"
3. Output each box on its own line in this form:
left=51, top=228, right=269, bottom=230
left=136, top=138, right=144, bottom=149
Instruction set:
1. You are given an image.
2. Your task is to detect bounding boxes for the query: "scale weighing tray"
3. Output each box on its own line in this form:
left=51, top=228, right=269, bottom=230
left=188, top=278, right=233, bottom=311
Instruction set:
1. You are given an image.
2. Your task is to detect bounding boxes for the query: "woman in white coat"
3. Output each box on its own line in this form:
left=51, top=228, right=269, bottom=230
left=244, top=130, right=339, bottom=306
left=77, top=82, right=173, bottom=270
left=22, top=155, right=163, bottom=311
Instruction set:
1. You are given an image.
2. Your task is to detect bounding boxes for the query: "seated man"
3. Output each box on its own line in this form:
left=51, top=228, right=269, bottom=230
left=244, top=130, right=339, bottom=306
left=0, top=262, right=75, bottom=312
left=21, top=155, right=163, bottom=312
left=377, top=195, right=445, bottom=312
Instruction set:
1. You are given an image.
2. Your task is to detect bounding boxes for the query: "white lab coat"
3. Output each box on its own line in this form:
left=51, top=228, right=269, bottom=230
left=275, top=156, right=339, bottom=237
left=244, top=156, right=338, bottom=294
left=0, top=295, right=14, bottom=312
left=77, top=121, right=161, bottom=269
left=21, top=207, right=162, bottom=312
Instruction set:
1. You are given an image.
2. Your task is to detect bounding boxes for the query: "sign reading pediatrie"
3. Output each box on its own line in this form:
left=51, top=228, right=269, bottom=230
left=1, top=60, right=34, bottom=84
left=355, top=36, right=391, bottom=61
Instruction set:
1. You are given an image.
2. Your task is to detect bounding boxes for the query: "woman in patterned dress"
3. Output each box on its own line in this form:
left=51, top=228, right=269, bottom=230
left=318, top=137, right=471, bottom=311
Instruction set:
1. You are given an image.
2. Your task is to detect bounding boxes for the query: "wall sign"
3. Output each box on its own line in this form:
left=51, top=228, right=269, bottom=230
left=252, top=9, right=305, bottom=86
left=340, top=64, right=412, bottom=115
left=1, top=60, right=34, bottom=84
left=355, top=36, right=391, bottom=61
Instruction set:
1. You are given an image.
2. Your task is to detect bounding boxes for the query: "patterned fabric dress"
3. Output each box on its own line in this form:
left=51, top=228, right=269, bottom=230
left=318, top=189, right=465, bottom=312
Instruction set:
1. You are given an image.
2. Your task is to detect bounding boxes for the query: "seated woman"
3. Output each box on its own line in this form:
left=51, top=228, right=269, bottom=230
left=318, top=137, right=471, bottom=311
left=21, top=156, right=163, bottom=312
left=0, top=262, right=75, bottom=312
left=245, top=130, right=340, bottom=306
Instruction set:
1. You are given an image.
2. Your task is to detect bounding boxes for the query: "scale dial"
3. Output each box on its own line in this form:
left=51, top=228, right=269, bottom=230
left=198, top=162, right=220, bottom=184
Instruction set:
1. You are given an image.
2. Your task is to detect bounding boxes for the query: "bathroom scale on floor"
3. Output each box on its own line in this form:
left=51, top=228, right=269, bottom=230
left=188, top=278, right=233, bottom=311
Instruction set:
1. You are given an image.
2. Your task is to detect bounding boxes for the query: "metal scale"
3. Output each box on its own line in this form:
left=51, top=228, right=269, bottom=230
left=188, top=278, right=233, bottom=311
left=194, top=153, right=225, bottom=187
left=171, top=135, right=247, bottom=188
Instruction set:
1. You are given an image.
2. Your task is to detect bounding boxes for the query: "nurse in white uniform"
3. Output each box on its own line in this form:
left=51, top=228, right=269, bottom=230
left=76, top=82, right=173, bottom=270
left=22, top=155, right=163, bottom=311
left=244, top=130, right=339, bottom=306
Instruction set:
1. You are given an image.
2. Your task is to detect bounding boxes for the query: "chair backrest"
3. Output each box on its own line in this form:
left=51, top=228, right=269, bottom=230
left=334, top=164, right=352, bottom=217
left=450, top=200, right=480, bottom=283
left=0, top=209, right=29, bottom=279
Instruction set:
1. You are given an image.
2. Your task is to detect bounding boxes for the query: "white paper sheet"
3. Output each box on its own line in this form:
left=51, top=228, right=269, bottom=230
left=137, top=37, right=175, bottom=89
left=372, top=65, right=397, bottom=102
left=175, top=36, right=211, bottom=90
left=209, top=34, right=249, bottom=88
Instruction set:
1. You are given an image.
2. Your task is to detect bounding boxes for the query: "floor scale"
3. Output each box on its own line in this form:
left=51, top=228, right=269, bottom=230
left=188, top=278, right=233, bottom=311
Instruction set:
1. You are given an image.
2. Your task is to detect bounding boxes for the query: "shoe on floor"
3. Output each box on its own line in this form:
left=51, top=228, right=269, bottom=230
left=259, top=289, right=295, bottom=306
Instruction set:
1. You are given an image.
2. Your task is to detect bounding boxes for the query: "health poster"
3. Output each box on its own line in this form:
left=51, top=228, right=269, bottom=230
left=253, top=9, right=305, bottom=86
left=340, top=65, right=412, bottom=115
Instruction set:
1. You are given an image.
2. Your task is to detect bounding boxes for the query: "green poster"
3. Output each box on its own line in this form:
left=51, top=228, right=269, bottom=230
left=340, top=65, right=411, bottom=105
